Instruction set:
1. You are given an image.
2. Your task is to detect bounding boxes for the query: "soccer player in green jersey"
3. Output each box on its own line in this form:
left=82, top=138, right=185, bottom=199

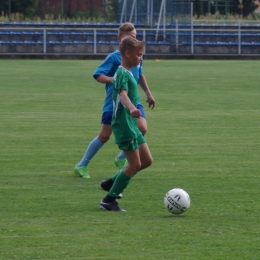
left=100, top=36, right=153, bottom=211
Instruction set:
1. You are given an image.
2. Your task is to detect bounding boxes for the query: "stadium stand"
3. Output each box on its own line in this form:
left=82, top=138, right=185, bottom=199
left=0, top=21, right=260, bottom=55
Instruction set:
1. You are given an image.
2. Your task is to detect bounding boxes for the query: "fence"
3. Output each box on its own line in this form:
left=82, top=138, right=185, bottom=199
left=0, top=21, right=260, bottom=55
left=117, top=1, right=192, bottom=26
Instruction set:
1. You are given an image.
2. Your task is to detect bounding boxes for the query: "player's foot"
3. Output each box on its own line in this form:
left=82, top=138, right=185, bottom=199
left=100, top=179, right=122, bottom=199
left=100, top=199, right=126, bottom=212
left=74, top=165, right=90, bottom=179
left=114, top=157, right=128, bottom=169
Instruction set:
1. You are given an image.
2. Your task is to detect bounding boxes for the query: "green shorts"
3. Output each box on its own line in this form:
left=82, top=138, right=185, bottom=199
left=117, top=135, right=146, bottom=151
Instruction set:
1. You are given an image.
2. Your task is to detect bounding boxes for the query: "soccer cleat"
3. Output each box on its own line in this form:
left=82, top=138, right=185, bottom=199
left=100, top=200, right=126, bottom=212
left=114, top=157, right=128, bottom=169
left=100, top=180, right=123, bottom=199
left=74, top=165, right=90, bottom=179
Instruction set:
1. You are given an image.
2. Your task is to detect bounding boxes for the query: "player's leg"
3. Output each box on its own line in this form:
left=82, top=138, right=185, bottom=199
left=114, top=104, right=147, bottom=169
left=138, top=142, right=153, bottom=171
left=74, top=112, right=112, bottom=178
left=100, top=140, right=140, bottom=211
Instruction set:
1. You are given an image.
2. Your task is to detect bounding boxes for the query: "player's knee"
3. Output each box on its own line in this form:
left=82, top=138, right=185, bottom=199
left=131, top=161, right=142, bottom=173
left=142, top=156, right=153, bottom=169
left=98, top=133, right=110, bottom=143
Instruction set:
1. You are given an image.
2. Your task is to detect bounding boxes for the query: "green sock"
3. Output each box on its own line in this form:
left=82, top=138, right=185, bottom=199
left=108, top=170, right=131, bottom=198
left=111, top=171, right=120, bottom=182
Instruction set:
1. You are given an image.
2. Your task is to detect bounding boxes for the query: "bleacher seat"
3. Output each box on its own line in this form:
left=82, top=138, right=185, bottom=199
left=0, top=40, right=11, bottom=44
left=158, top=41, right=171, bottom=52
left=97, top=22, right=109, bottom=27
left=206, top=41, right=217, bottom=46
left=48, top=40, right=61, bottom=44
left=62, top=22, right=73, bottom=27
left=146, top=41, right=158, bottom=53
left=251, top=42, right=260, bottom=53
left=73, top=40, right=85, bottom=44
left=0, top=40, right=11, bottom=52
left=241, top=41, right=253, bottom=54
left=21, top=31, right=34, bottom=41
left=178, top=23, right=191, bottom=28
left=49, top=22, right=61, bottom=27
left=24, top=40, right=36, bottom=44
left=73, top=22, right=85, bottom=27
left=110, top=40, right=118, bottom=51
left=71, top=31, right=83, bottom=36
left=25, top=22, right=36, bottom=27
left=241, top=42, right=252, bottom=46
left=11, top=40, right=24, bottom=52
left=13, top=22, right=24, bottom=26
left=194, top=41, right=205, bottom=45
left=1, top=21, right=12, bottom=26
left=72, top=40, right=94, bottom=52
left=108, top=22, right=120, bottom=28
left=166, top=23, right=176, bottom=28
left=37, top=22, right=49, bottom=27
left=24, top=40, right=43, bottom=53
left=134, top=22, right=144, bottom=28
left=0, top=31, right=9, bottom=40
left=59, top=31, right=71, bottom=36
left=62, top=40, right=73, bottom=44
left=251, top=42, right=260, bottom=46
left=217, top=42, right=229, bottom=46
left=228, top=42, right=238, bottom=46
left=97, top=40, right=110, bottom=52
left=85, top=22, right=96, bottom=27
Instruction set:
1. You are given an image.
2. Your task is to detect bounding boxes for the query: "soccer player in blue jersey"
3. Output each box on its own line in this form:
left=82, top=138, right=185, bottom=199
left=74, top=22, right=155, bottom=179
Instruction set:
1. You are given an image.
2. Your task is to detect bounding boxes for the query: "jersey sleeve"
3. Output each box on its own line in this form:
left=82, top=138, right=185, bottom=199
left=112, top=70, right=129, bottom=92
left=93, top=53, right=116, bottom=79
left=139, top=61, right=143, bottom=76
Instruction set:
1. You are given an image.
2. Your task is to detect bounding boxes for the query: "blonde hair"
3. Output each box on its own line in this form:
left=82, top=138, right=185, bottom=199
left=118, top=22, right=135, bottom=37
left=119, top=36, right=145, bottom=55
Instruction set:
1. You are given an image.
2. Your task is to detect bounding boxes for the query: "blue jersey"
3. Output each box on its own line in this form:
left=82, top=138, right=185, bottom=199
left=93, top=50, right=143, bottom=113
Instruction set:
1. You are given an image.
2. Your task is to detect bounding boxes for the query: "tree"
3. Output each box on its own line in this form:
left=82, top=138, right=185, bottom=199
left=0, top=0, right=40, bottom=17
left=242, top=0, right=258, bottom=17
left=194, top=0, right=202, bottom=18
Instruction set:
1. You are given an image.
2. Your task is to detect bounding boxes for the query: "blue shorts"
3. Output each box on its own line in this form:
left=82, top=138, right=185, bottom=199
left=101, top=104, right=146, bottom=125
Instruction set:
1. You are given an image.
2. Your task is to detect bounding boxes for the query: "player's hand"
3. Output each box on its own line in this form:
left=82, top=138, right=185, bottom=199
left=146, top=95, right=156, bottom=110
left=130, top=108, right=141, bottom=118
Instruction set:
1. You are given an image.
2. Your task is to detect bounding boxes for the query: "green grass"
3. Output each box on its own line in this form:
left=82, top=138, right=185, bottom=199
left=0, top=59, right=260, bottom=260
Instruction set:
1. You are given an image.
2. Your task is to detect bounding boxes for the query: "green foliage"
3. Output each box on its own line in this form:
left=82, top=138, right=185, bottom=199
left=1, top=59, right=260, bottom=259
left=194, top=0, right=202, bottom=18
left=242, top=0, right=258, bottom=17
left=0, top=0, right=40, bottom=17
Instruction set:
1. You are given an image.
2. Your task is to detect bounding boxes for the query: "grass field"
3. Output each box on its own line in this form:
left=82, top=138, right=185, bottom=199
left=1, top=59, right=260, bottom=260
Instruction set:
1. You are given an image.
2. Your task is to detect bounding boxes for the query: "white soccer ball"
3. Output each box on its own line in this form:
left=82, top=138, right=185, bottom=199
left=164, top=188, right=190, bottom=214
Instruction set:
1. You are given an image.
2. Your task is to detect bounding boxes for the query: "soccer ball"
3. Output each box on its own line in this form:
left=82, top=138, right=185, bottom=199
left=164, top=188, right=190, bottom=214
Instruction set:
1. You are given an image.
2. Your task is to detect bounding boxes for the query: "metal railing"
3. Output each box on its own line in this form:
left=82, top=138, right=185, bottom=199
left=0, top=23, right=260, bottom=55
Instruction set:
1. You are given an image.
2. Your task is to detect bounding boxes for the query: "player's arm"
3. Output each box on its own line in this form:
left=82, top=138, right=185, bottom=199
left=120, top=90, right=141, bottom=118
left=96, top=75, right=113, bottom=84
left=139, top=74, right=156, bottom=110
left=93, top=54, right=115, bottom=84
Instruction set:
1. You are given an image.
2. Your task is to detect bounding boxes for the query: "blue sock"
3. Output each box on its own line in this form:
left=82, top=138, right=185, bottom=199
left=117, top=150, right=126, bottom=160
left=78, top=137, right=104, bottom=167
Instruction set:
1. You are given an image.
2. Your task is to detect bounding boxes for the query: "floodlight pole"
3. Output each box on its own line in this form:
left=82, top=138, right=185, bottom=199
left=156, top=0, right=166, bottom=41
left=130, top=0, right=137, bottom=24
left=120, top=0, right=127, bottom=24
left=9, top=0, right=11, bottom=15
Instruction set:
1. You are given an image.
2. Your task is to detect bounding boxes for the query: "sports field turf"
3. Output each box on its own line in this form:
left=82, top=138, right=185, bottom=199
left=1, top=59, right=260, bottom=259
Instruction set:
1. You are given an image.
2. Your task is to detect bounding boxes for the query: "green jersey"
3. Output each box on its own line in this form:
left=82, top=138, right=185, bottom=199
left=112, top=66, right=142, bottom=144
